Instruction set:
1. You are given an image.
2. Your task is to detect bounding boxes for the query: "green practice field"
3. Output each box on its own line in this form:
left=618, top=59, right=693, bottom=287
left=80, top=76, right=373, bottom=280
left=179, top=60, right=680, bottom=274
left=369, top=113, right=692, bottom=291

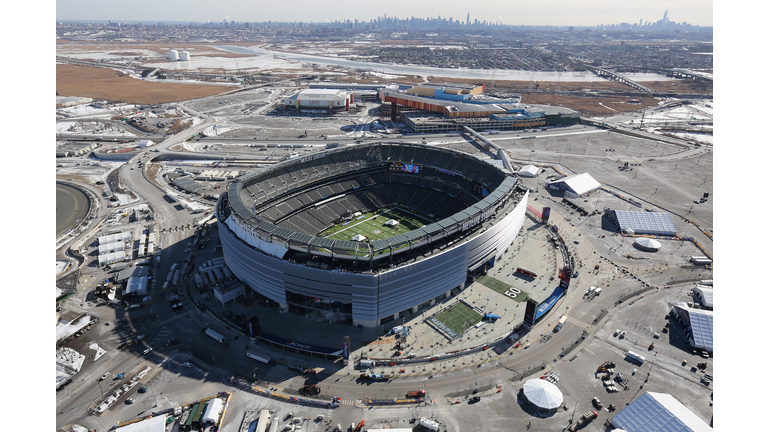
left=434, top=301, right=483, bottom=335
left=319, top=207, right=433, bottom=243
left=476, top=275, right=529, bottom=303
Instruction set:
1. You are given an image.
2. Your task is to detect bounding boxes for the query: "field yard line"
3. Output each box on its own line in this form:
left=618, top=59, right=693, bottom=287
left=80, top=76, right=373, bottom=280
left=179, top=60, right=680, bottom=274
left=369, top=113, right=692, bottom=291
left=328, top=208, right=396, bottom=237
left=389, top=206, right=434, bottom=224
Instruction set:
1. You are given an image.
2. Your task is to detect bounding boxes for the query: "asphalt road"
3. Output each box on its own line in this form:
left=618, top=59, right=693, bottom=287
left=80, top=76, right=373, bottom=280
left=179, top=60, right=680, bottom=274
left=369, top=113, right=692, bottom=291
left=56, top=183, right=90, bottom=237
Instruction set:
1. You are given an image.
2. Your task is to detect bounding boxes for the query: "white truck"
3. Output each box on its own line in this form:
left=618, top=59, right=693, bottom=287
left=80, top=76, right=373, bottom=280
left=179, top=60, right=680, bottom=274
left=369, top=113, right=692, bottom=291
left=360, top=359, right=376, bottom=368
left=205, top=328, right=226, bottom=344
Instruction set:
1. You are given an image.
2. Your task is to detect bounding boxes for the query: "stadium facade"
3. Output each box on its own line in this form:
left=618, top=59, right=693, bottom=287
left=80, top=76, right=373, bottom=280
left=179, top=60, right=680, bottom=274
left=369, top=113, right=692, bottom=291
left=217, top=142, right=528, bottom=327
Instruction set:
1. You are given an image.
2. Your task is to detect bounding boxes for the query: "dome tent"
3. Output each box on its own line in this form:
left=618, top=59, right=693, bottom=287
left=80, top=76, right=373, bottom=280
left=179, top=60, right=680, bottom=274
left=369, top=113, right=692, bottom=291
left=522, top=378, right=563, bottom=414
left=634, top=238, right=661, bottom=252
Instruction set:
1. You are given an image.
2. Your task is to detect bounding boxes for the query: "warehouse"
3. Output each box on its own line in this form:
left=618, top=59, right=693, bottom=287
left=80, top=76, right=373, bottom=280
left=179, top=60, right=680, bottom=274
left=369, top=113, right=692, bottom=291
left=283, top=89, right=354, bottom=111
left=546, top=173, right=601, bottom=198
left=692, top=285, right=713, bottom=310
left=606, top=210, right=677, bottom=236
left=611, top=392, right=712, bottom=432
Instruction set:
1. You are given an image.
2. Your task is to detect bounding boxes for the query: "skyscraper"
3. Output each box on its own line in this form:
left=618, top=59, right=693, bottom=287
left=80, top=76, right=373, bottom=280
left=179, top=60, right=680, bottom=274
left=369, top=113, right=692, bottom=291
left=467, top=12, right=470, bottom=26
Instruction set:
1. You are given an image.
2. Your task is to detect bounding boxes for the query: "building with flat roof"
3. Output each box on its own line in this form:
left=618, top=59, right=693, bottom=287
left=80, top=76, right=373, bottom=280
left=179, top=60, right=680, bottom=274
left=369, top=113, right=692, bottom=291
left=284, top=89, right=354, bottom=111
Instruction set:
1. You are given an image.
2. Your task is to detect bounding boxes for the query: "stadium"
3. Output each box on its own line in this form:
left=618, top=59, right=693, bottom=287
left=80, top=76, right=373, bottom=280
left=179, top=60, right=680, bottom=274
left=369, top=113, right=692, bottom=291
left=217, top=142, right=529, bottom=327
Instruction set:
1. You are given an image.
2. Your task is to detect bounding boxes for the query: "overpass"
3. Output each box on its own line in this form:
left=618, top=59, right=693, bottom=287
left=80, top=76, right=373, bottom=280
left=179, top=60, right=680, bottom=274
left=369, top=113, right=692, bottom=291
left=638, top=67, right=713, bottom=82
left=462, top=126, right=514, bottom=172
left=587, top=66, right=653, bottom=92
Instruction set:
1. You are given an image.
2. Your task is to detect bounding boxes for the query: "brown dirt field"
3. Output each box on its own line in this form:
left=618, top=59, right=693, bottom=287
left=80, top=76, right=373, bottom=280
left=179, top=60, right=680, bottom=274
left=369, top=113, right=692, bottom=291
left=57, top=64, right=233, bottom=104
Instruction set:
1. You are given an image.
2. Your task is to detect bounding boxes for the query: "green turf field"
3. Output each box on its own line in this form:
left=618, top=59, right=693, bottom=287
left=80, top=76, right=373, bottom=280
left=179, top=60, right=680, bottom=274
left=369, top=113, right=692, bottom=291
left=434, top=301, right=483, bottom=336
left=319, top=207, right=433, bottom=243
left=476, top=275, right=529, bottom=303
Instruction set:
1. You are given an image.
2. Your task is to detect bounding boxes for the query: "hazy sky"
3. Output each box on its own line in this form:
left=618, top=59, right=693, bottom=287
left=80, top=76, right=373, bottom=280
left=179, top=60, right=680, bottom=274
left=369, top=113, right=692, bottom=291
left=57, top=0, right=713, bottom=27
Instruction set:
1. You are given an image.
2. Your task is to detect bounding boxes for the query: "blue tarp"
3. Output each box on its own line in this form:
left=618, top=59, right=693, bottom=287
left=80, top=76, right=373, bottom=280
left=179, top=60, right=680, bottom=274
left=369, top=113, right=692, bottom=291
left=534, top=286, right=565, bottom=322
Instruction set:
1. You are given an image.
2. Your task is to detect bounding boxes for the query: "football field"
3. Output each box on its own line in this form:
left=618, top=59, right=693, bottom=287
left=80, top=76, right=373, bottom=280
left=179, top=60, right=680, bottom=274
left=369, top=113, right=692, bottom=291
left=320, top=207, right=433, bottom=243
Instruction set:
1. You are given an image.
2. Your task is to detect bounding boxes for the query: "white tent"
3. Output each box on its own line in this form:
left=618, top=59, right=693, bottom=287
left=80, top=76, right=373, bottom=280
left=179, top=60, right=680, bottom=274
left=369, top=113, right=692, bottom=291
left=612, top=392, right=712, bottom=432
left=518, top=165, right=541, bottom=177
left=202, top=398, right=224, bottom=424
left=634, top=238, right=661, bottom=251
left=523, top=378, right=563, bottom=410
left=351, top=234, right=367, bottom=242
left=385, top=219, right=400, bottom=227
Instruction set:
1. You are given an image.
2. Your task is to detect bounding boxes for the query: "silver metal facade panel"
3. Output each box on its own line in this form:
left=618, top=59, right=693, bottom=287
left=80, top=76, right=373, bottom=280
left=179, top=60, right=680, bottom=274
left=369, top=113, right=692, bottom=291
left=220, top=191, right=528, bottom=324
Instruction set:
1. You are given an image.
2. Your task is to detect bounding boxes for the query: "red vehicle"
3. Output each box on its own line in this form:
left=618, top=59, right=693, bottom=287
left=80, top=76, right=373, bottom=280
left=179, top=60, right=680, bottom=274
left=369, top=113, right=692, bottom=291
left=406, top=390, right=426, bottom=398
left=516, top=267, right=538, bottom=278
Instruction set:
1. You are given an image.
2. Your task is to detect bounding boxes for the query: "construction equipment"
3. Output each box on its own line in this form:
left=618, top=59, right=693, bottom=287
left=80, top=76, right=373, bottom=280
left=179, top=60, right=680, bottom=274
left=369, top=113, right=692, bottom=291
left=568, top=411, right=598, bottom=431
left=353, top=420, right=365, bottom=432
left=697, top=362, right=708, bottom=370
left=597, top=361, right=616, bottom=373
left=299, top=384, right=321, bottom=396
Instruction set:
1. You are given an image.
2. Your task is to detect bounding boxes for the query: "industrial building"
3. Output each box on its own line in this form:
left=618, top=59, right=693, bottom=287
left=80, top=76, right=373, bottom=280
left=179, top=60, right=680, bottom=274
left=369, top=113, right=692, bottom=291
left=406, top=82, right=485, bottom=99
left=309, top=82, right=394, bottom=102
left=692, top=285, right=713, bottom=310
left=611, top=392, right=712, bottom=432
left=546, top=173, right=601, bottom=198
left=284, top=89, right=354, bottom=111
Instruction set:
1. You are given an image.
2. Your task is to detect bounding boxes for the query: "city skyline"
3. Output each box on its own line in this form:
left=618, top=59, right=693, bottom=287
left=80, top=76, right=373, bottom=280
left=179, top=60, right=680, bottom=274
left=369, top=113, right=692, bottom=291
left=56, top=0, right=713, bottom=27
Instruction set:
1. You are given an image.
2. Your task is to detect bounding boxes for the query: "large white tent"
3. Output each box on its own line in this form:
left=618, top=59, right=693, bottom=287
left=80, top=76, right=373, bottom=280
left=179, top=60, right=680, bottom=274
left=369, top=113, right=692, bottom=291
left=351, top=234, right=367, bottom=242
left=523, top=378, right=563, bottom=410
left=547, top=173, right=601, bottom=197
left=634, top=238, right=662, bottom=252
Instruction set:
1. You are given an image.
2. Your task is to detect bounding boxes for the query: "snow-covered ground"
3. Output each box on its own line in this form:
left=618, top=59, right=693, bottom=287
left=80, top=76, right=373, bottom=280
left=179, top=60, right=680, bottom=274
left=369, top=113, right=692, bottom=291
left=147, top=55, right=305, bottom=73
left=56, top=121, right=138, bottom=137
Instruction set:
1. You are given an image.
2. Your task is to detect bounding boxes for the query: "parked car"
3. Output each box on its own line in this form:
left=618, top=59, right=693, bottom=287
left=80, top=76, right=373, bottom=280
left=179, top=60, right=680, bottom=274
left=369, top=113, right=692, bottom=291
left=100, top=372, right=111, bottom=381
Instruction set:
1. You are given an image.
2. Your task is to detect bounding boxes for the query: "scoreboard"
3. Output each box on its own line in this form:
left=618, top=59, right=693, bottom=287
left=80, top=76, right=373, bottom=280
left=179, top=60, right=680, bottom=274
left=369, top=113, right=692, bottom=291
left=389, top=162, right=420, bottom=173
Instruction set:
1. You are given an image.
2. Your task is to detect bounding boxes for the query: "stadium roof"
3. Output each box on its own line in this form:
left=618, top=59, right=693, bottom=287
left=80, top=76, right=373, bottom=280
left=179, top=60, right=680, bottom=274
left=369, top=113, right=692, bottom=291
left=549, top=173, right=601, bottom=196
left=613, top=210, right=677, bottom=236
left=611, top=392, right=712, bottom=432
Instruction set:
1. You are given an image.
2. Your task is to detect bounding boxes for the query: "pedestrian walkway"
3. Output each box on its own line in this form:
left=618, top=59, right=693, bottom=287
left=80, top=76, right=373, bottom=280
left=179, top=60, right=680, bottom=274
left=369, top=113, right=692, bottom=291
left=263, top=365, right=298, bottom=387
left=432, top=397, right=451, bottom=405
left=159, top=311, right=190, bottom=326
left=150, top=327, right=173, bottom=345
left=339, top=399, right=354, bottom=406
left=566, top=316, right=590, bottom=330
left=213, top=366, right=229, bottom=376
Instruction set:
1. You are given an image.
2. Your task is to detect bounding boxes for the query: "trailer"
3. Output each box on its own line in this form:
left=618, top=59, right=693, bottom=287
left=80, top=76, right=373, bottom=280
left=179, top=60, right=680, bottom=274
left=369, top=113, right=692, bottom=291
left=484, top=313, right=500, bottom=321
left=419, top=418, right=439, bottom=431
left=406, top=389, right=426, bottom=398
left=360, top=371, right=390, bottom=381
left=625, top=350, right=646, bottom=365
left=172, top=269, right=181, bottom=286
left=246, top=351, right=273, bottom=365
left=205, top=328, right=226, bottom=344
left=360, top=359, right=376, bottom=368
